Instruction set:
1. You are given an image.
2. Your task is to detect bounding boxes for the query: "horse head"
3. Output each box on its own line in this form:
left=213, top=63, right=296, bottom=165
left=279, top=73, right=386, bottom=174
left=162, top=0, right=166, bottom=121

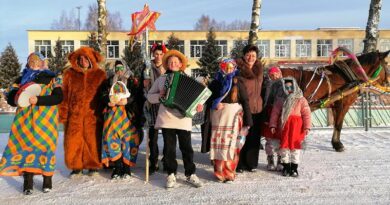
left=356, top=50, right=390, bottom=92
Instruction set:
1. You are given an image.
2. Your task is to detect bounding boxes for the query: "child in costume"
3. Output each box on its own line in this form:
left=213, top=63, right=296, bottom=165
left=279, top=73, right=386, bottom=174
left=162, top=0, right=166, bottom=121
left=101, top=61, right=140, bottom=179
left=207, top=58, right=252, bottom=182
left=261, top=66, right=284, bottom=171
left=147, top=50, right=203, bottom=188
left=0, top=52, right=63, bottom=195
left=269, top=77, right=311, bottom=177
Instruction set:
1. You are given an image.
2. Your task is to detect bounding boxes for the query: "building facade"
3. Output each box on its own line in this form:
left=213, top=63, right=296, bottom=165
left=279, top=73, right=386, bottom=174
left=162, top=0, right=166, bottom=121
left=28, top=28, right=390, bottom=76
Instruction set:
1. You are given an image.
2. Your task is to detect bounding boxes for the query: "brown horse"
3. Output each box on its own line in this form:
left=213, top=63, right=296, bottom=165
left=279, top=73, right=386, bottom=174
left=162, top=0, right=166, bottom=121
left=281, top=50, right=390, bottom=152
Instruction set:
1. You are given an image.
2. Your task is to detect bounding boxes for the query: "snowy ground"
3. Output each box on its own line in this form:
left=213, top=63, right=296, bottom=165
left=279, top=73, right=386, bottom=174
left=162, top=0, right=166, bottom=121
left=0, top=129, right=390, bottom=205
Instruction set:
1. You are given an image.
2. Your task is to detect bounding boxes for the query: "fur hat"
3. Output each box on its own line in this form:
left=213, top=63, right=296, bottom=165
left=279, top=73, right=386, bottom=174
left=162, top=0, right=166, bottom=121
left=68, top=47, right=104, bottom=72
left=162, top=49, right=187, bottom=71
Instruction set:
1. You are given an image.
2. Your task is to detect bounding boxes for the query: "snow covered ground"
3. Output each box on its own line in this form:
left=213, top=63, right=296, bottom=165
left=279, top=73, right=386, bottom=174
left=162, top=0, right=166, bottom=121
left=1, top=129, right=390, bottom=205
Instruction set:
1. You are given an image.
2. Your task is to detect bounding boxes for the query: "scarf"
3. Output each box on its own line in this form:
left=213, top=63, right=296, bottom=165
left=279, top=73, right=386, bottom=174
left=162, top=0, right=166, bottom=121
left=211, top=69, right=239, bottom=110
left=280, top=77, right=303, bottom=129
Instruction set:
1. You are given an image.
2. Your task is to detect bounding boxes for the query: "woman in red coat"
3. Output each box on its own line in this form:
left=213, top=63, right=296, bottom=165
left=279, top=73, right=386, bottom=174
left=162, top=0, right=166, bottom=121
left=269, top=77, right=311, bottom=177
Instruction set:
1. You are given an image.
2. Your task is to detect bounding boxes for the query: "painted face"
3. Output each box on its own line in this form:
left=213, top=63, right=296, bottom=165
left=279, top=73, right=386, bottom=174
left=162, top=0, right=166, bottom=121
left=28, top=55, right=42, bottom=70
left=79, top=55, right=90, bottom=69
left=244, top=51, right=257, bottom=67
left=153, top=50, right=164, bottom=65
left=167, top=56, right=182, bottom=72
left=224, top=63, right=235, bottom=74
left=115, top=64, right=125, bottom=75
left=285, top=82, right=294, bottom=94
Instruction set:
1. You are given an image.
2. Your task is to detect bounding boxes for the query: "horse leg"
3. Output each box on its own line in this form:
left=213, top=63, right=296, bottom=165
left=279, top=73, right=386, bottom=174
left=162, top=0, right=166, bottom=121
left=331, top=95, right=357, bottom=152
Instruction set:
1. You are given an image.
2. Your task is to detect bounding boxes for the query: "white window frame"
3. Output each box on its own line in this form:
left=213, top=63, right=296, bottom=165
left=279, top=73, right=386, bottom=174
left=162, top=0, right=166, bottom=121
left=34, top=40, right=51, bottom=57
left=296, top=40, right=311, bottom=58
left=216, top=40, right=228, bottom=57
left=60, top=40, right=74, bottom=55
left=275, top=40, right=290, bottom=58
left=190, top=40, right=206, bottom=58
left=107, top=40, right=120, bottom=59
left=317, top=39, right=333, bottom=57
left=80, top=40, right=90, bottom=47
left=379, top=39, right=390, bottom=52
left=337, top=39, right=354, bottom=56
left=258, top=40, right=270, bottom=58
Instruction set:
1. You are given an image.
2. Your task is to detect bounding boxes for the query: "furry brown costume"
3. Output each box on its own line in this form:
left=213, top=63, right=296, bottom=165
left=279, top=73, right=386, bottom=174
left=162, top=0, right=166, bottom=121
left=59, top=47, right=107, bottom=170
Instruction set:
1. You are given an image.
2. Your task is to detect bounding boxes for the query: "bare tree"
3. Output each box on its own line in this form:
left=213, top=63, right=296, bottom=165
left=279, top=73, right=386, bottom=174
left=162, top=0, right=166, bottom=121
left=363, top=0, right=382, bottom=53
left=51, top=10, right=79, bottom=30
left=97, top=0, right=108, bottom=57
left=84, top=3, right=123, bottom=31
left=248, top=0, right=261, bottom=46
left=194, top=14, right=250, bottom=31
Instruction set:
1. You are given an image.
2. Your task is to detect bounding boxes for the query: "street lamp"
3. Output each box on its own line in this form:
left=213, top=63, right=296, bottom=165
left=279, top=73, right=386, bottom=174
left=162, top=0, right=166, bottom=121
left=76, top=6, right=82, bottom=30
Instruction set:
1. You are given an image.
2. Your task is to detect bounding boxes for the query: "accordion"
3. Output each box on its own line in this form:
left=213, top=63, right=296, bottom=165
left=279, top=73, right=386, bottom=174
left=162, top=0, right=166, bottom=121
left=160, top=72, right=212, bottom=118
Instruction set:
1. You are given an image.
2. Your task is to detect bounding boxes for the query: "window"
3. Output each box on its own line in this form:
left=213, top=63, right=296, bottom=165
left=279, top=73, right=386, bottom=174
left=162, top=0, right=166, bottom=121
left=80, top=40, right=90, bottom=46
left=275, top=40, right=290, bottom=58
left=258, top=40, right=270, bottom=57
left=34, top=40, right=51, bottom=57
left=60, top=40, right=74, bottom=55
left=148, top=40, right=163, bottom=52
left=337, top=39, right=354, bottom=56
left=296, top=40, right=311, bottom=58
left=317, top=39, right=332, bottom=57
left=379, top=39, right=390, bottom=52
left=191, top=68, right=203, bottom=78
left=165, top=40, right=185, bottom=54
left=190, top=40, right=206, bottom=58
left=216, top=40, right=228, bottom=57
left=107, top=40, right=119, bottom=59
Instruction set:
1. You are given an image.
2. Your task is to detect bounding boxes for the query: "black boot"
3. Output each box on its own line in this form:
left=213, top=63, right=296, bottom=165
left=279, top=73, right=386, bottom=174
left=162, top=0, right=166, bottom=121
left=111, top=160, right=122, bottom=180
left=23, top=172, right=34, bottom=195
left=122, top=164, right=131, bottom=179
left=42, top=175, right=52, bottom=193
left=69, top=169, right=82, bottom=178
left=282, top=163, right=291, bottom=177
left=290, top=163, right=299, bottom=177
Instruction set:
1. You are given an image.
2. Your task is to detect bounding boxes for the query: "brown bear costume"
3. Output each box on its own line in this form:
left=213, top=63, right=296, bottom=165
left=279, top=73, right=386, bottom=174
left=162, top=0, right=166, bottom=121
left=59, top=47, right=107, bottom=170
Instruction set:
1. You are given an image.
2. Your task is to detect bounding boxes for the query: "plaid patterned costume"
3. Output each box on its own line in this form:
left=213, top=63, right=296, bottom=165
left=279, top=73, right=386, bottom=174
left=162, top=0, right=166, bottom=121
left=101, top=106, right=140, bottom=167
left=0, top=80, right=60, bottom=176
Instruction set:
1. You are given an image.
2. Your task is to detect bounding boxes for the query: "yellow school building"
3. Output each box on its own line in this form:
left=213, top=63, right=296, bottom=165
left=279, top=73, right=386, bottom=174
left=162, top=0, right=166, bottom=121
left=27, top=28, right=390, bottom=75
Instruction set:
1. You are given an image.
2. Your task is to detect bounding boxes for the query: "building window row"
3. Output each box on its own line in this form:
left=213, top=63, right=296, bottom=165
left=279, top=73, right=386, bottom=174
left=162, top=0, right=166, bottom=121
left=34, top=38, right=390, bottom=59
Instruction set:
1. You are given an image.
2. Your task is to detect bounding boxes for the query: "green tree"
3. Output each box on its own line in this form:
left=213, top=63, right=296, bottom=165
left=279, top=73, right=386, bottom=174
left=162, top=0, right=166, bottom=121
left=87, top=32, right=101, bottom=52
left=0, top=44, right=21, bottom=88
left=197, top=28, right=220, bottom=76
left=230, top=39, right=248, bottom=59
left=166, top=33, right=181, bottom=51
left=48, top=39, right=67, bottom=73
left=122, top=41, right=144, bottom=78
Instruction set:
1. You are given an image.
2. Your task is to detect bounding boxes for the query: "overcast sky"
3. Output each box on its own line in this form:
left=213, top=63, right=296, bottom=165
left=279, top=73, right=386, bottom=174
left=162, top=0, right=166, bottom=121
left=1, top=0, right=389, bottom=66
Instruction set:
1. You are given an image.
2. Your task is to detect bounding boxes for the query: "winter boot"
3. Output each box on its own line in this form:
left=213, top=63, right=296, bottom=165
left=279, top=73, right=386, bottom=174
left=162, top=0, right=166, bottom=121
left=23, top=172, right=34, bottom=195
left=282, top=163, right=291, bottom=177
left=290, top=163, right=299, bottom=177
left=42, top=175, right=52, bottom=193
left=69, top=169, right=82, bottom=178
left=121, top=164, right=132, bottom=180
left=88, top=169, right=99, bottom=176
left=111, top=160, right=122, bottom=180
left=276, top=155, right=284, bottom=171
left=266, top=155, right=276, bottom=171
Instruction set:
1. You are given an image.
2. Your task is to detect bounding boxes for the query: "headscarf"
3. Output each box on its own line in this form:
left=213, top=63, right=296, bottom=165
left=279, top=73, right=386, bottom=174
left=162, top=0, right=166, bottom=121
left=112, top=59, right=133, bottom=85
left=21, top=52, right=55, bottom=85
left=279, top=76, right=304, bottom=129
left=211, top=58, right=239, bottom=110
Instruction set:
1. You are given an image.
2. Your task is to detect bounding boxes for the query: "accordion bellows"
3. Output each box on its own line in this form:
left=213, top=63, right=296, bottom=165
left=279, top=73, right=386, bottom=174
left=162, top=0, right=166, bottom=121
left=160, top=72, right=212, bottom=118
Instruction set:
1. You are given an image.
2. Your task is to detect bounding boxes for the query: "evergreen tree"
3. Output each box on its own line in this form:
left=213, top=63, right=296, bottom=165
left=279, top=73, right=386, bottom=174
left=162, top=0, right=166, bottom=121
left=48, top=39, right=67, bottom=73
left=0, top=44, right=21, bottom=89
left=166, top=33, right=181, bottom=51
left=87, top=32, right=101, bottom=52
left=197, top=28, right=220, bottom=76
left=122, top=41, right=144, bottom=78
left=230, top=39, right=248, bottom=59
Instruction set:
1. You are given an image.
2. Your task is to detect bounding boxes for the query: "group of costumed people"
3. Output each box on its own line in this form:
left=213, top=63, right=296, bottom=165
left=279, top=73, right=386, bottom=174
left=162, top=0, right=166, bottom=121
left=0, top=43, right=311, bottom=194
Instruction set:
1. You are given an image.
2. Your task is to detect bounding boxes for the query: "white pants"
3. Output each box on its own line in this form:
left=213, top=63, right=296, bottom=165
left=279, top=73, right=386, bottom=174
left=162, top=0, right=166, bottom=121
left=265, top=138, right=280, bottom=156
left=279, top=149, right=301, bottom=164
